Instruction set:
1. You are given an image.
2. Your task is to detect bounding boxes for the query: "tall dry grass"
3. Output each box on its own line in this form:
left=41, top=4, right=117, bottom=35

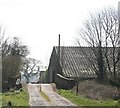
left=72, top=80, right=117, bottom=100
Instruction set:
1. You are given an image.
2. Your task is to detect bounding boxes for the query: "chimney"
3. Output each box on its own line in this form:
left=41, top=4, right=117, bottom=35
left=58, top=34, right=60, bottom=61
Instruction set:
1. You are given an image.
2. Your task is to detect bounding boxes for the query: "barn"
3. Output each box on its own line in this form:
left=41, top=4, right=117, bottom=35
left=48, top=46, right=97, bottom=89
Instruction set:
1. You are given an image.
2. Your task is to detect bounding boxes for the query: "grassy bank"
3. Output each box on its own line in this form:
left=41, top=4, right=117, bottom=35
left=2, top=89, right=29, bottom=107
left=40, top=91, right=51, bottom=102
left=58, top=89, right=120, bottom=107
left=0, top=93, right=2, bottom=108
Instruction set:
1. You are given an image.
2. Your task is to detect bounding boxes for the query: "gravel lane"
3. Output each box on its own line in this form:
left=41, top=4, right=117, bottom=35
left=28, top=83, right=77, bottom=107
left=28, top=84, right=49, bottom=106
left=41, top=84, right=77, bottom=106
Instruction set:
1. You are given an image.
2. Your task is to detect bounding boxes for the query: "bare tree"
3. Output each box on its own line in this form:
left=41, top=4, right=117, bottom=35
left=102, top=8, right=120, bottom=99
left=78, top=10, right=107, bottom=82
left=77, top=7, right=120, bottom=98
left=21, top=58, right=41, bottom=83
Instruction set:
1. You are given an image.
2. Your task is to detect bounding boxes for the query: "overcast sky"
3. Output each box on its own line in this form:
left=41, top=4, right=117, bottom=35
left=0, top=0, right=119, bottom=67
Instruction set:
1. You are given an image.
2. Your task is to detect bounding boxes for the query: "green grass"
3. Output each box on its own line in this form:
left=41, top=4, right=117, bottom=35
left=0, top=93, right=2, bottom=108
left=1, top=89, right=29, bottom=107
left=58, top=89, right=120, bottom=107
left=40, top=91, right=51, bottom=102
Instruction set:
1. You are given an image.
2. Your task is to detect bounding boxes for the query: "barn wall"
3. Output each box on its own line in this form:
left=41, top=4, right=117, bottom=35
left=48, top=47, right=63, bottom=83
left=48, top=48, right=56, bottom=82
left=55, top=74, right=75, bottom=89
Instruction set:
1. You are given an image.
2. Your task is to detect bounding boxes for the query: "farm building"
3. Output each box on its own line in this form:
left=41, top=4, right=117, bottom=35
left=48, top=46, right=98, bottom=89
left=48, top=46, right=120, bottom=89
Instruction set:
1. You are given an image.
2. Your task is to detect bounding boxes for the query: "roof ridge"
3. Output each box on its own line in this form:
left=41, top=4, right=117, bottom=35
left=54, top=46, right=92, bottom=48
left=54, top=46, right=115, bottom=48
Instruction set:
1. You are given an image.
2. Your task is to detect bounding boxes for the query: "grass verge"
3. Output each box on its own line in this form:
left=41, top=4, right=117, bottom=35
left=40, top=91, right=51, bottom=102
left=58, top=89, right=120, bottom=107
left=2, top=89, right=29, bottom=107
left=0, top=93, right=2, bottom=108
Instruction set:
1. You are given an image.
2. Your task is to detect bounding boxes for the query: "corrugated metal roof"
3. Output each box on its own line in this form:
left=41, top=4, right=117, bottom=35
left=52, top=46, right=120, bottom=79
left=54, top=46, right=97, bottom=78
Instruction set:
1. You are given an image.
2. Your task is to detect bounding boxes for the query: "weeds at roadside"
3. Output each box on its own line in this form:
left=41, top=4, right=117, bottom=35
left=58, top=89, right=120, bottom=107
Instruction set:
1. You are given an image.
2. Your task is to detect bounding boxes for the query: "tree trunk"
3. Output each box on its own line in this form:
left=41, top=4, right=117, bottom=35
left=97, top=46, right=106, bottom=82
left=8, top=78, right=16, bottom=89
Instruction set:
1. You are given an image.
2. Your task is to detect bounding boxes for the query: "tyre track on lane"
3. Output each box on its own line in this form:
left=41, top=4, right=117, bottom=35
left=28, top=84, right=49, bottom=106
left=41, top=84, right=77, bottom=106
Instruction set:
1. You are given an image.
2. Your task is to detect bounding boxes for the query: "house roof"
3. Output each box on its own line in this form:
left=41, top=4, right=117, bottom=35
left=53, top=46, right=98, bottom=78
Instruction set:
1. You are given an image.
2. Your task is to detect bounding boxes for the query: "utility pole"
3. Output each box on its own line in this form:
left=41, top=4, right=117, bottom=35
left=58, top=34, right=60, bottom=62
left=118, top=1, right=120, bottom=35
left=118, top=1, right=120, bottom=99
left=38, top=67, right=41, bottom=92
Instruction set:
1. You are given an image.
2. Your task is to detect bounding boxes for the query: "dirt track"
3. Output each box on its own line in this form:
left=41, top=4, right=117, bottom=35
left=28, top=84, right=49, bottom=106
left=28, top=83, right=76, bottom=107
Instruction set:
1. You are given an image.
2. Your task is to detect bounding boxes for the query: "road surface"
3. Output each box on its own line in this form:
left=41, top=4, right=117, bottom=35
left=28, top=83, right=77, bottom=107
left=28, top=84, right=49, bottom=106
